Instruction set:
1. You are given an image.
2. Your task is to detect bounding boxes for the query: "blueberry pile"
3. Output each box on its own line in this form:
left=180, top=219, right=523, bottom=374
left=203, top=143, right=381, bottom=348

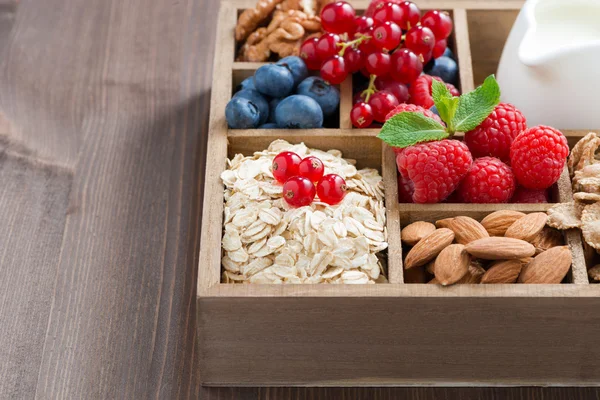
left=225, top=56, right=340, bottom=129
left=425, top=47, right=458, bottom=87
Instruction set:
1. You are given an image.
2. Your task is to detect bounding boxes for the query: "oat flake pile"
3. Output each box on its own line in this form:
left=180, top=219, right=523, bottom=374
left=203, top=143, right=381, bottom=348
left=220, top=140, right=388, bottom=284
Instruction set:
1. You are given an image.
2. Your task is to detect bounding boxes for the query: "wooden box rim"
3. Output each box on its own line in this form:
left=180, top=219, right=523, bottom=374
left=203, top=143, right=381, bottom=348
left=197, top=0, right=599, bottom=299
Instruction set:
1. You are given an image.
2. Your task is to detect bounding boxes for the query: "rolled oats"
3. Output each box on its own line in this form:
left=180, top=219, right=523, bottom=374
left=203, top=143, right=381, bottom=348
left=220, top=140, right=387, bottom=284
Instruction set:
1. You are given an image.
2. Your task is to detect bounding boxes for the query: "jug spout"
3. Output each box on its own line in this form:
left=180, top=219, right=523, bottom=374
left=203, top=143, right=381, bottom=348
left=518, top=0, right=600, bottom=67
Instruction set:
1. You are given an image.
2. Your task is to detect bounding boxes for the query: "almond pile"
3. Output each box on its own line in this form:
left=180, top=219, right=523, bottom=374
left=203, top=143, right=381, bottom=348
left=401, top=210, right=572, bottom=285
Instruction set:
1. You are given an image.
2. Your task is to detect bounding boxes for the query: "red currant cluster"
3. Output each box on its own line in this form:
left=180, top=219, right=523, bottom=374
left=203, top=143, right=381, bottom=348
left=272, top=151, right=348, bottom=207
left=299, top=0, right=453, bottom=128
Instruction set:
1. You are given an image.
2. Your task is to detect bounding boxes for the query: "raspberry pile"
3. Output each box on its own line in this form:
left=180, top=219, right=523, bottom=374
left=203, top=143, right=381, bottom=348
left=376, top=74, right=570, bottom=204
left=272, top=151, right=347, bottom=207
left=300, top=0, right=456, bottom=128
left=394, top=104, right=569, bottom=204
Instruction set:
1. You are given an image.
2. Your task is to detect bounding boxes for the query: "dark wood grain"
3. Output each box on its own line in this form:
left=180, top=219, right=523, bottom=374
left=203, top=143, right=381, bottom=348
left=0, top=0, right=212, bottom=397
left=0, top=0, right=599, bottom=398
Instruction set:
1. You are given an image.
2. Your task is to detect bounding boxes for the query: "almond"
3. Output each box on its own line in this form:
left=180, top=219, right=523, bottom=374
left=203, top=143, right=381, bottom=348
left=401, top=221, right=436, bottom=246
left=428, top=277, right=439, bottom=284
left=446, top=216, right=489, bottom=245
left=481, top=259, right=523, bottom=284
left=456, top=261, right=486, bottom=284
left=531, top=227, right=564, bottom=255
left=505, top=212, right=548, bottom=242
left=425, top=260, right=436, bottom=275
left=518, top=246, right=572, bottom=283
left=435, top=218, right=455, bottom=229
left=434, top=244, right=471, bottom=286
left=404, top=228, right=455, bottom=269
left=480, top=210, right=526, bottom=236
left=465, top=237, right=536, bottom=260
left=403, top=265, right=428, bottom=283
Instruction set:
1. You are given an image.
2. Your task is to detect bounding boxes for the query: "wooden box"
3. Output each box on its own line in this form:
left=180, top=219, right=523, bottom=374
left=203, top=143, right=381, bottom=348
left=198, top=0, right=600, bottom=386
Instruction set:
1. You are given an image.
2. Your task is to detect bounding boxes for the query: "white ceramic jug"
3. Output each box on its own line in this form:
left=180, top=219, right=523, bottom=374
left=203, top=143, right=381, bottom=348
left=497, top=0, right=600, bottom=129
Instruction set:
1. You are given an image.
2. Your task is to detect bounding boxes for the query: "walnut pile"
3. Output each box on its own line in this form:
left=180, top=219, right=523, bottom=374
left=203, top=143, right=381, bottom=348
left=235, top=0, right=333, bottom=62
left=546, top=132, right=600, bottom=281
left=219, top=140, right=388, bottom=284
left=547, top=132, right=600, bottom=246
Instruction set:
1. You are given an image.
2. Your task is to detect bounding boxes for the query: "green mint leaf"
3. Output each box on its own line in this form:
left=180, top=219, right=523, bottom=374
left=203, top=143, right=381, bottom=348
left=451, top=74, right=501, bottom=132
left=431, top=79, right=459, bottom=130
left=377, top=112, right=449, bottom=148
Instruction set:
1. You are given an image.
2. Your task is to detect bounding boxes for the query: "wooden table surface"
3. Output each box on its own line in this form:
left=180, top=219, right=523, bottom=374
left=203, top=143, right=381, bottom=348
left=0, top=0, right=598, bottom=398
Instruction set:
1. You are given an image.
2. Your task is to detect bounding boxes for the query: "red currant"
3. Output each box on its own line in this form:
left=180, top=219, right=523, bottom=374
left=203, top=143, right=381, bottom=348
left=390, top=48, right=423, bottom=84
left=353, top=91, right=365, bottom=104
left=317, top=174, right=347, bottom=205
left=421, top=10, right=453, bottom=39
left=359, top=66, right=371, bottom=78
left=320, top=1, right=356, bottom=34
left=300, top=37, right=322, bottom=70
left=432, top=38, right=447, bottom=59
left=354, top=16, right=374, bottom=33
left=422, top=49, right=434, bottom=64
left=343, top=47, right=365, bottom=73
left=369, top=91, right=399, bottom=122
left=298, top=156, right=325, bottom=183
left=405, top=26, right=436, bottom=59
left=351, top=102, right=374, bottom=128
left=272, top=151, right=302, bottom=184
left=365, top=52, right=391, bottom=77
left=283, top=176, right=316, bottom=207
left=357, top=27, right=377, bottom=54
left=372, top=21, right=402, bottom=52
left=398, top=1, right=421, bottom=30
left=320, top=55, right=348, bottom=84
left=316, top=33, right=342, bottom=60
left=372, top=2, right=404, bottom=26
left=375, top=79, right=409, bottom=103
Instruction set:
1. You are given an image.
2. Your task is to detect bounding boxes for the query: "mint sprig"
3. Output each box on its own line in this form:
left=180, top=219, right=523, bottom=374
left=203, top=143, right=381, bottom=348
left=377, top=75, right=501, bottom=149
left=431, top=79, right=459, bottom=131
left=376, top=112, right=448, bottom=148
left=451, top=75, right=500, bottom=133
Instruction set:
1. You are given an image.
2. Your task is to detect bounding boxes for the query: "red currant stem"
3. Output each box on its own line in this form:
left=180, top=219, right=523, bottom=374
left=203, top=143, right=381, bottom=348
left=336, top=34, right=371, bottom=56
left=361, top=74, right=378, bottom=103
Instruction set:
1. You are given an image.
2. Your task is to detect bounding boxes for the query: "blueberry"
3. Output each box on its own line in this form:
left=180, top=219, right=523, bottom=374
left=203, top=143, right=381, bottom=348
left=276, top=56, right=308, bottom=87
left=275, top=95, right=323, bottom=129
left=430, top=105, right=440, bottom=118
left=254, top=64, right=295, bottom=97
left=236, top=77, right=256, bottom=92
left=268, top=98, right=283, bottom=123
left=427, top=56, right=458, bottom=86
left=443, top=47, right=455, bottom=61
left=233, top=89, right=269, bottom=125
left=259, top=122, right=278, bottom=129
left=423, top=58, right=435, bottom=74
left=296, top=76, right=340, bottom=117
left=225, top=97, right=260, bottom=129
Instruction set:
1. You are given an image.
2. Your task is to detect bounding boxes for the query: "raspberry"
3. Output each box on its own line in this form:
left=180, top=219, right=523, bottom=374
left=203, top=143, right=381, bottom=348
left=511, top=186, right=549, bottom=203
left=457, top=157, right=516, bottom=203
left=409, top=75, right=435, bottom=108
left=409, top=74, right=459, bottom=109
left=397, top=173, right=414, bottom=203
left=385, top=103, right=444, bottom=124
left=464, top=103, right=527, bottom=162
left=510, top=125, right=569, bottom=189
left=395, top=139, right=473, bottom=203
left=445, top=82, right=460, bottom=97
left=443, top=189, right=463, bottom=203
